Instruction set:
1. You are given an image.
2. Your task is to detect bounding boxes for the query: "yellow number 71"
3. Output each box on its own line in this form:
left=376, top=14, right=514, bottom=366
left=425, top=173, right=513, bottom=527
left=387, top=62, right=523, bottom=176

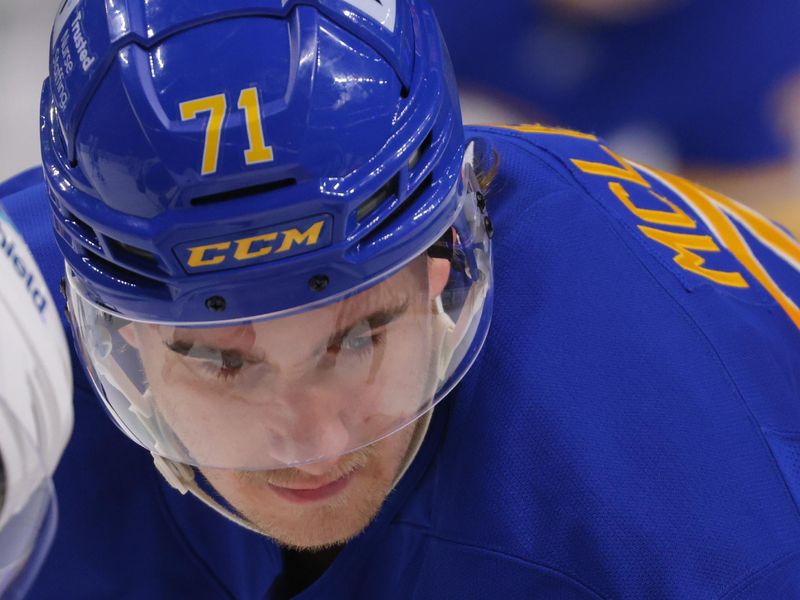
left=179, top=87, right=274, bottom=176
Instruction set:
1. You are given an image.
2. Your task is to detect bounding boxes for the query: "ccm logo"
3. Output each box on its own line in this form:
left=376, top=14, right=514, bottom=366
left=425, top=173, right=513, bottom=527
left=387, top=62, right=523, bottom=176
left=184, top=219, right=328, bottom=270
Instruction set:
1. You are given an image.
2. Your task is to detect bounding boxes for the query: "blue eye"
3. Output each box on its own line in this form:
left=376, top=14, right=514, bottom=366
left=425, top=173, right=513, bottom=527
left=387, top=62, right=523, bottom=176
left=340, top=320, right=373, bottom=353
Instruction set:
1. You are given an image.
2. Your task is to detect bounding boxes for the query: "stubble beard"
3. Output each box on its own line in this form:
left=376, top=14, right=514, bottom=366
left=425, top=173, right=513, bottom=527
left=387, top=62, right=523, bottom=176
left=226, top=443, right=401, bottom=550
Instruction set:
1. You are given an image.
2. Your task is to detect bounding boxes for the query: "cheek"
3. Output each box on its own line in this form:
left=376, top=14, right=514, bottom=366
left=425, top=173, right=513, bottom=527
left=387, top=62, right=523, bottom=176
left=372, top=323, right=434, bottom=404
left=201, top=468, right=251, bottom=510
left=367, top=424, right=418, bottom=478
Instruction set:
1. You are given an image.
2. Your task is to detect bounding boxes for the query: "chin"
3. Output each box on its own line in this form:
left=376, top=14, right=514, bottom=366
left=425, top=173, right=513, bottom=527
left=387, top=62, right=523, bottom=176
left=199, top=425, right=417, bottom=549
left=250, top=480, right=391, bottom=550
left=223, top=466, right=396, bottom=550
left=262, top=507, right=375, bottom=550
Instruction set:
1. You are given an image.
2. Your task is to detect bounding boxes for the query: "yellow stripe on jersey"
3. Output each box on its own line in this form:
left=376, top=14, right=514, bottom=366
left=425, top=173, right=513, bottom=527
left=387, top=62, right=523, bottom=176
left=642, top=166, right=800, bottom=330
left=493, top=123, right=599, bottom=142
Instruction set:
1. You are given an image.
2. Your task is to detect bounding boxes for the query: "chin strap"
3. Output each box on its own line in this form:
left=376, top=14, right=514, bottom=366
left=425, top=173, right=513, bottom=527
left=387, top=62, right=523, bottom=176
left=152, top=453, right=266, bottom=536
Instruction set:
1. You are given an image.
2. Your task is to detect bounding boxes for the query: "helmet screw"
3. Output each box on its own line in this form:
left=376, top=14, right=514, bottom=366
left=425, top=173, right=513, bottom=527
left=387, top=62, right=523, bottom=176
left=483, top=216, right=494, bottom=238
left=309, top=275, right=329, bottom=292
left=205, top=295, right=227, bottom=312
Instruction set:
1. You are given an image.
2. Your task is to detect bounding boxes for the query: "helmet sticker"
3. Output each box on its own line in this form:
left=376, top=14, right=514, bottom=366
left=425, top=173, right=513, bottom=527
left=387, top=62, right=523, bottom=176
left=50, top=0, right=98, bottom=112
left=51, top=0, right=82, bottom=48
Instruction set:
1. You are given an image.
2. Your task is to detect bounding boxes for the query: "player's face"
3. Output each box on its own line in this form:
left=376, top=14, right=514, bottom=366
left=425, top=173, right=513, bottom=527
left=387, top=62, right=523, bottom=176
left=123, top=256, right=449, bottom=547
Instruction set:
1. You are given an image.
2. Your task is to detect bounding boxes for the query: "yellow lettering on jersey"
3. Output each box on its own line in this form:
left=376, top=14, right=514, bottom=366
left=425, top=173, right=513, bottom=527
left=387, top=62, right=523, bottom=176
left=572, top=145, right=650, bottom=189
left=609, top=182, right=697, bottom=229
left=277, top=221, right=325, bottom=253
left=703, top=188, right=800, bottom=268
left=494, top=123, right=599, bottom=142
left=637, top=226, right=749, bottom=288
left=233, top=232, right=278, bottom=261
left=571, top=148, right=748, bottom=288
left=187, top=241, right=232, bottom=267
left=649, top=169, right=800, bottom=329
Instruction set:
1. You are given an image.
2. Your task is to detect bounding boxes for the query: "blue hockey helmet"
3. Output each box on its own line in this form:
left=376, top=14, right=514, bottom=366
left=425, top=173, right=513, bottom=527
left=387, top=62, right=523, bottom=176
left=43, top=0, right=493, bottom=470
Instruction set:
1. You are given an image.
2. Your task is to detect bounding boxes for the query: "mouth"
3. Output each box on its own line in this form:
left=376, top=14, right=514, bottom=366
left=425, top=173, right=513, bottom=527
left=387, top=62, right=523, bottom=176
left=267, top=470, right=357, bottom=504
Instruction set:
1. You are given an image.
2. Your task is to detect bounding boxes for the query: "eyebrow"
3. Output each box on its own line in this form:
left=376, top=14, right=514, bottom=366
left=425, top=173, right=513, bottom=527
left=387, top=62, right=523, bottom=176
left=327, top=297, right=410, bottom=348
left=163, top=297, right=411, bottom=361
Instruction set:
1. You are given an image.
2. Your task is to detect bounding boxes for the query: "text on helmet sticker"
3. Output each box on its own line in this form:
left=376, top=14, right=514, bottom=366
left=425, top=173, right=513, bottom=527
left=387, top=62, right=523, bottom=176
left=175, top=215, right=334, bottom=273
left=52, top=0, right=82, bottom=49
left=51, top=2, right=98, bottom=112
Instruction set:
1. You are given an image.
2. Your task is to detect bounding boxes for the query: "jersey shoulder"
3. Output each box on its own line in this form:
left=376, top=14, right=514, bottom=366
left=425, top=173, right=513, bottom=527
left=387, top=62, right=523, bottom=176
left=471, top=123, right=800, bottom=329
left=0, top=167, right=44, bottom=199
left=470, top=123, right=800, bottom=440
left=0, top=170, right=68, bottom=326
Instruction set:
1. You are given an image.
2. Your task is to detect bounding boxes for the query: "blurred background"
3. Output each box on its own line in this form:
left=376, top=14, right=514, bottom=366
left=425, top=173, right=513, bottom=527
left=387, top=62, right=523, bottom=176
left=0, top=0, right=57, bottom=182
left=432, top=0, right=800, bottom=232
left=2, top=0, right=799, bottom=231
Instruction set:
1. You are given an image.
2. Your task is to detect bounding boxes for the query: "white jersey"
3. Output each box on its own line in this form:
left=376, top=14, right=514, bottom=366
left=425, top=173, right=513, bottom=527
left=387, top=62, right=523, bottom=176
left=0, top=208, right=72, bottom=595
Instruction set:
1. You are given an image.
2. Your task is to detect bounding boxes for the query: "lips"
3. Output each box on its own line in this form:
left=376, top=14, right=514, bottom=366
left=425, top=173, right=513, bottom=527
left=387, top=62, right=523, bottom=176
left=267, top=471, right=355, bottom=504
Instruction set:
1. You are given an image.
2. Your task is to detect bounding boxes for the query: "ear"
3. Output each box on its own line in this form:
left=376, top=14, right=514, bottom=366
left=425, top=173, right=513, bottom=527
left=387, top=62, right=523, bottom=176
left=427, top=256, right=451, bottom=300
left=118, top=323, right=140, bottom=349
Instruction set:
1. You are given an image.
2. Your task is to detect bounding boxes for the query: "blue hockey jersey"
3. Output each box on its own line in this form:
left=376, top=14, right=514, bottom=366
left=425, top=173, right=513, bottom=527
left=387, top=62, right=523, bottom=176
left=5, top=125, right=800, bottom=598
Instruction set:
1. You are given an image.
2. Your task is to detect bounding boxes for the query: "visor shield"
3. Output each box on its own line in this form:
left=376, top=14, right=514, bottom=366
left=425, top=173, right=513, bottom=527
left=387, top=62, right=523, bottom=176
left=67, top=182, right=492, bottom=471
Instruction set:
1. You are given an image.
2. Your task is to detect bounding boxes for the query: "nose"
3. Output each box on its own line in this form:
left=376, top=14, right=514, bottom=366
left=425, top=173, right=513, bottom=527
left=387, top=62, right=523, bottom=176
left=265, top=386, right=353, bottom=467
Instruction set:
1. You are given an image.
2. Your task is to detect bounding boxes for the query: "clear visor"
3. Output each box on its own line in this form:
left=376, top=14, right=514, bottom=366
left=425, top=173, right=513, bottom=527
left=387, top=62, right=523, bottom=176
left=67, top=183, right=492, bottom=471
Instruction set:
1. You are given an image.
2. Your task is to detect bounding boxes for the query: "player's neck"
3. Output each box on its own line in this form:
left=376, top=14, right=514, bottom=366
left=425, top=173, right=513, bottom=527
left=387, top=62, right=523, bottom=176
left=277, top=545, right=342, bottom=597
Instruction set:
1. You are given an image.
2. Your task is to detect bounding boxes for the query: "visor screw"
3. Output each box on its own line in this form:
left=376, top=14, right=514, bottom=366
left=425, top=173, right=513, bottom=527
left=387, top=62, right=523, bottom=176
left=205, top=295, right=227, bottom=312
left=309, top=274, right=329, bottom=292
left=483, top=216, right=494, bottom=238
left=476, top=191, right=487, bottom=212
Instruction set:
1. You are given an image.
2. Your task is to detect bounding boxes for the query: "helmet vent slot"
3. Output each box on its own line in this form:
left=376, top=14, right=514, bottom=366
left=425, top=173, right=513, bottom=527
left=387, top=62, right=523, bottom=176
left=357, top=172, right=434, bottom=250
left=63, top=210, right=101, bottom=251
left=190, top=178, right=297, bottom=207
left=406, top=172, right=434, bottom=208
left=82, top=249, right=168, bottom=296
left=357, top=175, right=399, bottom=221
left=107, top=239, right=162, bottom=273
left=408, top=130, right=433, bottom=171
